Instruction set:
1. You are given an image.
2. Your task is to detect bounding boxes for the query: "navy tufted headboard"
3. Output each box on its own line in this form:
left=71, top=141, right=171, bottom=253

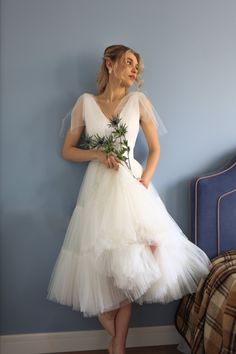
left=190, top=154, right=236, bottom=259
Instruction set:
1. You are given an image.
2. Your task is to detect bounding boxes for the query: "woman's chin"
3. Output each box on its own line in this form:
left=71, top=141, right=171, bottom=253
left=119, top=78, right=134, bottom=89
left=127, top=80, right=134, bottom=87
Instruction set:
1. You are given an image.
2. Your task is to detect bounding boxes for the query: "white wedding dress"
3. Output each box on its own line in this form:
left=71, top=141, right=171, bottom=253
left=47, top=91, right=212, bottom=317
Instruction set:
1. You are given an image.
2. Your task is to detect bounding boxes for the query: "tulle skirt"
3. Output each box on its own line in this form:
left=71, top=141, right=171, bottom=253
left=47, top=159, right=212, bottom=317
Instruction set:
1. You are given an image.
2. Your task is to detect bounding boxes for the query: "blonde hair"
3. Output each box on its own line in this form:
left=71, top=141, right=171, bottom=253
left=96, top=44, right=144, bottom=95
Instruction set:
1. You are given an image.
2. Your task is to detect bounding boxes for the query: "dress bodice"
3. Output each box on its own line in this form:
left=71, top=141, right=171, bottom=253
left=83, top=92, right=141, bottom=157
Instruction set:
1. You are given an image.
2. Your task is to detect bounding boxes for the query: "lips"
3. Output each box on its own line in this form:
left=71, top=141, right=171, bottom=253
left=129, top=75, right=136, bottom=80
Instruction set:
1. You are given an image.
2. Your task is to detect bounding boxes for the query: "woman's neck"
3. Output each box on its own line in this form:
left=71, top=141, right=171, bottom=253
left=98, top=85, right=128, bottom=103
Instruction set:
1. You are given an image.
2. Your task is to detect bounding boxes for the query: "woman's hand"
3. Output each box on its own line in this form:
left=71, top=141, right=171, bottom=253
left=96, top=150, right=121, bottom=171
left=137, top=176, right=150, bottom=189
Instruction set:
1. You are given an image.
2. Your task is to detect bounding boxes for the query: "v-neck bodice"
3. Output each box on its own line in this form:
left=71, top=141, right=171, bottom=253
left=68, top=90, right=167, bottom=158
left=82, top=91, right=141, bottom=156
left=62, top=90, right=167, bottom=143
left=88, top=92, right=136, bottom=123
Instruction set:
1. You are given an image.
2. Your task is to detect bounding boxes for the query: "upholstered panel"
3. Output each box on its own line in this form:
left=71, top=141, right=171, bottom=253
left=190, top=155, right=236, bottom=258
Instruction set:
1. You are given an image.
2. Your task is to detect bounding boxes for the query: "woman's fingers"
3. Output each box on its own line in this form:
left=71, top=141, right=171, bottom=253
left=110, top=154, right=120, bottom=164
left=137, top=177, right=148, bottom=189
left=106, top=155, right=119, bottom=170
left=115, top=156, right=122, bottom=164
left=111, top=156, right=119, bottom=170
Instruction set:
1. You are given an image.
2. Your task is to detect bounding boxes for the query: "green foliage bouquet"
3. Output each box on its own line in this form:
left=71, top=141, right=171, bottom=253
left=80, top=116, right=136, bottom=178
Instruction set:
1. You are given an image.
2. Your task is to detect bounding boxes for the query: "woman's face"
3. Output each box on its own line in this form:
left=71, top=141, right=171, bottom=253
left=112, top=52, right=139, bottom=87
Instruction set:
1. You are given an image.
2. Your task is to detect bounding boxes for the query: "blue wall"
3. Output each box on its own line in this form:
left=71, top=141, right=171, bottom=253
left=1, top=0, right=236, bottom=335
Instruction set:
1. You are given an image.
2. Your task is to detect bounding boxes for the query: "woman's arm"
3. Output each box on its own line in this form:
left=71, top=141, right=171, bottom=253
left=62, top=126, right=99, bottom=162
left=62, top=95, right=102, bottom=163
left=139, top=118, right=160, bottom=188
left=62, top=126, right=121, bottom=169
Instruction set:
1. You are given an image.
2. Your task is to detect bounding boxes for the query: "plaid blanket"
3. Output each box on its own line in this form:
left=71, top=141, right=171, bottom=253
left=175, top=250, right=236, bottom=354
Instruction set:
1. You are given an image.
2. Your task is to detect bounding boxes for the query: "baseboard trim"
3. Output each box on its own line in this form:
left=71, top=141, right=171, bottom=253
left=0, top=325, right=182, bottom=354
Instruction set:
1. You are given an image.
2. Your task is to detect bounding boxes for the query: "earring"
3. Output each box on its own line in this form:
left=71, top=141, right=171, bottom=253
left=108, top=68, right=112, bottom=74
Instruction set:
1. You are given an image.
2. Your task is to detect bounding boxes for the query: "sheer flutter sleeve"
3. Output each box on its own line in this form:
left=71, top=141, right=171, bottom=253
left=59, top=94, right=85, bottom=137
left=138, top=91, right=168, bottom=136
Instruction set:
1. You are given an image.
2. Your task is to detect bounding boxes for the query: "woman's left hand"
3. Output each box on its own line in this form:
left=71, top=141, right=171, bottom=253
left=137, top=176, right=150, bottom=189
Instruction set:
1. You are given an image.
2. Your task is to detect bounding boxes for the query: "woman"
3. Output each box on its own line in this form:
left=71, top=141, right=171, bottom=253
left=47, top=45, right=212, bottom=354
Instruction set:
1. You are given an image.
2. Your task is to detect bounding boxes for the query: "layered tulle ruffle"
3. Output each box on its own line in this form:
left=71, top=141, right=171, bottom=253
left=47, top=159, right=212, bottom=316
